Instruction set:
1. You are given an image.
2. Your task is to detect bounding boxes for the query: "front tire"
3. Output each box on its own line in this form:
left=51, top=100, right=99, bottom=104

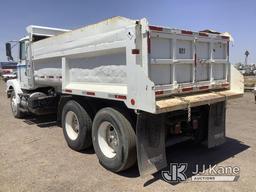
left=62, top=100, right=92, bottom=151
left=10, top=91, right=24, bottom=118
left=92, top=107, right=136, bottom=172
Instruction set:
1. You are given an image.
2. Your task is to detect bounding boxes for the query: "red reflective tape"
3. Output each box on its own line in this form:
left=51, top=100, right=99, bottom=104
left=199, top=32, right=208, bottom=37
left=149, top=26, right=163, bottom=31
left=181, top=30, right=193, bottom=35
left=222, top=83, right=230, bottom=87
left=65, top=89, right=72, bottom=93
left=115, top=95, right=126, bottom=100
left=132, top=49, right=140, bottom=54
left=221, top=36, right=229, bottom=40
left=199, top=85, right=209, bottom=90
left=182, top=87, right=193, bottom=92
left=155, top=90, right=164, bottom=96
left=86, top=91, right=95, bottom=96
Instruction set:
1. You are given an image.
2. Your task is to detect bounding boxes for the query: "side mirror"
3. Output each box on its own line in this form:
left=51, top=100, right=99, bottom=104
left=5, top=43, right=13, bottom=61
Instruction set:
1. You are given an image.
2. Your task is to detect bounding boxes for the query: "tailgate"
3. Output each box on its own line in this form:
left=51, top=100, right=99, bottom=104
left=149, top=26, right=230, bottom=97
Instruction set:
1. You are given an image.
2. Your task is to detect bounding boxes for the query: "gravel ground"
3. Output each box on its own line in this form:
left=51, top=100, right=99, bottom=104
left=0, top=80, right=255, bottom=192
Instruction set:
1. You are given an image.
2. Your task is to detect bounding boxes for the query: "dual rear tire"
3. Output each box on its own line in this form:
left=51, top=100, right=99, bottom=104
left=62, top=101, right=136, bottom=172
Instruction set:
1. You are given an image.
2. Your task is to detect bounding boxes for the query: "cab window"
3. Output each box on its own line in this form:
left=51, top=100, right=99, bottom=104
left=19, top=41, right=26, bottom=60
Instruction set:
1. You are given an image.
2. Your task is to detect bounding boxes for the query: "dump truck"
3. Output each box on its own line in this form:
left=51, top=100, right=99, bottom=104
left=5, top=17, right=244, bottom=176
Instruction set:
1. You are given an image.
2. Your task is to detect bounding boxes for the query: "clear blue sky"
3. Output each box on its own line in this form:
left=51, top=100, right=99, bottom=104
left=0, top=0, right=255, bottom=64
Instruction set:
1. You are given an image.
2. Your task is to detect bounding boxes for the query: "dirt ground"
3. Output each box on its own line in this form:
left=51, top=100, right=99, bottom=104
left=0, top=80, right=255, bottom=192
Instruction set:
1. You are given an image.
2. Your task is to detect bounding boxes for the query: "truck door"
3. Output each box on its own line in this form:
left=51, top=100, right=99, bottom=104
left=18, top=39, right=31, bottom=89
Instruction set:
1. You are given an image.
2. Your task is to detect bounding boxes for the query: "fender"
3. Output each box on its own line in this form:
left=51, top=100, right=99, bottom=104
left=6, top=79, right=23, bottom=103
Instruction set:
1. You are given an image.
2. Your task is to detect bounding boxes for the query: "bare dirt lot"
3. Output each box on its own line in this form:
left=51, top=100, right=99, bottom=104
left=0, top=80, right=256, bottom=192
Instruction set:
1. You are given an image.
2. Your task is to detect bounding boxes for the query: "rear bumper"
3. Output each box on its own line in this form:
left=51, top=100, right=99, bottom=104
left=156, top=90, right=243, bottom=113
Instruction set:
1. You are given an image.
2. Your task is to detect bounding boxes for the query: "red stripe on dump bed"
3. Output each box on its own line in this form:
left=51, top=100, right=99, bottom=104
left=132, top=49, right=140, bottom=54
left=115, top=95, right=127, bottom=100
left=182, top=87, right=193, bottom=92
left=85, top=91, right=95, bottom=96
left=149, top=26, right=163, bottom=31
left=64, top=89, right=72, bottom=93
left=199, top=85, right=209, bottom=90
left=199, top=32, right=208, bottom=37
left=221, top=36, right=229, bottom=40
left=222, top=83, right=230, bottom=87
left=181, top=30, right=193, bottom=35
left=155, top=90, right=164, bottom=96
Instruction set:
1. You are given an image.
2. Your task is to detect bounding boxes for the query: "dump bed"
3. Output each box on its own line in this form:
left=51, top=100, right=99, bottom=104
left=26, top=17, right=243, bottom=114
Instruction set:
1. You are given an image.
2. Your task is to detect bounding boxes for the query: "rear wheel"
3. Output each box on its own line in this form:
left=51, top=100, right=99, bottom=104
left=62, top=100, right=92, bottom=151
left=10, top=91, right=24, bottom=118
left=92, top=107, right=136, bottom=172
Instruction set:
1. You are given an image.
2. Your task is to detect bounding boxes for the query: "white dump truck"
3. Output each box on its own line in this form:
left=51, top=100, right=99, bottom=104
left=5, top=16, right=243, bottom=176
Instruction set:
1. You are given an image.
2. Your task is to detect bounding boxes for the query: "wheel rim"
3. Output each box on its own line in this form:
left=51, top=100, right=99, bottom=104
left=11, top=93, right=18, bottom=115
left=65, top=111, right=80, bottom=140
left=98, top=121, right=119, bottom=158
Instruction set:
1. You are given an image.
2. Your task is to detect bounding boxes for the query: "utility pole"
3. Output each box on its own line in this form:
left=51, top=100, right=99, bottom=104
left=245, top=50, right=249, bottom=65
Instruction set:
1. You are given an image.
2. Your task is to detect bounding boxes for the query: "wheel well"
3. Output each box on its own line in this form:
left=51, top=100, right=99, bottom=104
left=57, top=95, right=137, bottom=129
left=8, top=86, right=14, bottom=90
left=7, top=86, right=14, bottom=98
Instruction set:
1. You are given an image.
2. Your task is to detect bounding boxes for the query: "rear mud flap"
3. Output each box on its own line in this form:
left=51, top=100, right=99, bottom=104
left=136, top=112, right=167, bottom=176
left=207, top=101, right=226, bottom=148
